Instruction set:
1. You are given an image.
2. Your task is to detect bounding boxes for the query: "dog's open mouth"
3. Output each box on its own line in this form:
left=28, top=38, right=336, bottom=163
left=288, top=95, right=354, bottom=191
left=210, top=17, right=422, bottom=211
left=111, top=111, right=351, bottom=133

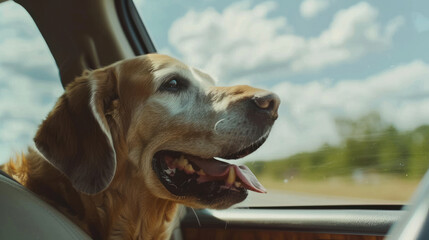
left=152, top=136, right=268, bottom=204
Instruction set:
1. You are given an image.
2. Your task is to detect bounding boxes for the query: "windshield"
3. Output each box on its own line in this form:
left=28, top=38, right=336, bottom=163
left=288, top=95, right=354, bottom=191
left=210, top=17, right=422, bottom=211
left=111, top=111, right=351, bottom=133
left=135, top=0, right=429, bottom=206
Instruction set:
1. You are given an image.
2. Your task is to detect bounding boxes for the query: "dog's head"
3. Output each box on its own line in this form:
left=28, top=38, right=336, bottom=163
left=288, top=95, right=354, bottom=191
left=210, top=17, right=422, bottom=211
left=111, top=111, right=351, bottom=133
left=34, top=54, right=280, bottom=209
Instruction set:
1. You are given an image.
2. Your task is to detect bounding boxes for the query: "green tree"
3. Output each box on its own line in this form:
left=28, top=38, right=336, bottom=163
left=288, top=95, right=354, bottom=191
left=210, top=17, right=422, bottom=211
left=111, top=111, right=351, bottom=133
left=408, top=126, right=429, bottom=178
left=247, top=113, right=429, bottom=181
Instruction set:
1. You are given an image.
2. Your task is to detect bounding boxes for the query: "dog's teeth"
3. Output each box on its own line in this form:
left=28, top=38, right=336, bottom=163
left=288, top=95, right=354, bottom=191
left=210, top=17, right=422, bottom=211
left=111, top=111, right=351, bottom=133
left=177, top=155, right=188, bottom=169
left=164, top=168, right=176, bottom=176
left=197, top=169, right=206, bottom=176
left=234, top=181, right=241, bottom=188
left=184, top=163, right=195, bottom=174
left=226, top=167, right=236, bottom=186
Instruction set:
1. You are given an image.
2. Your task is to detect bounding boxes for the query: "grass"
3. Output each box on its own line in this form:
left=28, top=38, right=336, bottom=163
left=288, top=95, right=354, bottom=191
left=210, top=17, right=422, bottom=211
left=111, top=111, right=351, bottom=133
left=257, top=174, right=421, bottom=203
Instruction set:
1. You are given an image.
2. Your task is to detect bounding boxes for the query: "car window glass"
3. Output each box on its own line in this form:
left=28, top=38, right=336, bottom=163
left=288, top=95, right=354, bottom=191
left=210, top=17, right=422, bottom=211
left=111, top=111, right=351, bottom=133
left=0, top=1, right=62, bottom=164
left=138, top=0, right=429, bottom=206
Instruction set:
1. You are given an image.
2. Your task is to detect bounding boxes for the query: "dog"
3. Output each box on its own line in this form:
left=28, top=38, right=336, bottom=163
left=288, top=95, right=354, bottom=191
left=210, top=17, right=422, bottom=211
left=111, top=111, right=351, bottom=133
left=1, top=54, right=280, bottom=239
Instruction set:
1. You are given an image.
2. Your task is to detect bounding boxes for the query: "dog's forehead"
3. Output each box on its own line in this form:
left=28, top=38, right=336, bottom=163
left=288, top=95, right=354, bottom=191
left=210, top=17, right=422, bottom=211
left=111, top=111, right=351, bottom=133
left=148, top=54, right=216, bottom=87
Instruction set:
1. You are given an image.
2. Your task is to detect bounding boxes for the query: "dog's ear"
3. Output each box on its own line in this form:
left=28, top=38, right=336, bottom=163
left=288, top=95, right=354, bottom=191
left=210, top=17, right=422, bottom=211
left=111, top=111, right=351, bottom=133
left=34, top=67, right=118, bottom=195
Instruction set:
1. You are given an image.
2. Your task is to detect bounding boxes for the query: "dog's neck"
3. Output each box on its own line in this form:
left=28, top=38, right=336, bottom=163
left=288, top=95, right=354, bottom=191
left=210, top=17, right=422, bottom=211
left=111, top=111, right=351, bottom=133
left=4, top=150, right=179, bottom=240
left=101, top=158, right=180, bottom=240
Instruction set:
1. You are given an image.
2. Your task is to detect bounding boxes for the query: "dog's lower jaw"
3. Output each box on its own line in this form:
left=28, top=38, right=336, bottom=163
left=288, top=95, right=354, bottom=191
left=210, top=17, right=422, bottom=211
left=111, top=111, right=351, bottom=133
left=2, top=150, right=180, bottom=240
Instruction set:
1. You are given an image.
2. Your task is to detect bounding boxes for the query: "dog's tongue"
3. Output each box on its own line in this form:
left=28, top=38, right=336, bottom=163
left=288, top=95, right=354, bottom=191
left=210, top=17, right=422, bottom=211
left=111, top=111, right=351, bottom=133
left=187, top=156, right=266, bottom=193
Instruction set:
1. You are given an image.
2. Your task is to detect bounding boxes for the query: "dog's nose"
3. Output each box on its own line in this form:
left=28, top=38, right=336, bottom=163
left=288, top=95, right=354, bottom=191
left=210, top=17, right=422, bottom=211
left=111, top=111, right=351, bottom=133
left=252, top=92, right=280, bottom=120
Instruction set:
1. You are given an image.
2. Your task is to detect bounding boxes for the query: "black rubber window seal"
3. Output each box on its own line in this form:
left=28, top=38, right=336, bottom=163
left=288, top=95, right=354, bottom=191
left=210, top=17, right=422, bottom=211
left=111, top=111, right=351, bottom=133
left=115, top=0, right=157, bottom=55
left=239, top=204, right=404, bottom=211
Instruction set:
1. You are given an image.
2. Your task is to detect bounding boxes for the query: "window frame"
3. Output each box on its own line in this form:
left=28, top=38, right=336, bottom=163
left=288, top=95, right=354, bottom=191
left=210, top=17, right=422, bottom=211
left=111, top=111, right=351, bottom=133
left=115, top=0, right=156, bottom=55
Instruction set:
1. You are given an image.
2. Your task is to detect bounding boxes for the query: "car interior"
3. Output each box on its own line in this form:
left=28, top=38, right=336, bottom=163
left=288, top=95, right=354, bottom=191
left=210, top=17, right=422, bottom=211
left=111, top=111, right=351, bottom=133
left=0, top=0, right=428, bottom=239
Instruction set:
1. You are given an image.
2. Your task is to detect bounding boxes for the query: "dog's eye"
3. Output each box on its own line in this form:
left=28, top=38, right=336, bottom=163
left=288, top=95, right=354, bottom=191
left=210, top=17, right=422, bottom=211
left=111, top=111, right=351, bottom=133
left=167, top=79, right=178, bottom=89
left=161, top=79, right=181, bottom=92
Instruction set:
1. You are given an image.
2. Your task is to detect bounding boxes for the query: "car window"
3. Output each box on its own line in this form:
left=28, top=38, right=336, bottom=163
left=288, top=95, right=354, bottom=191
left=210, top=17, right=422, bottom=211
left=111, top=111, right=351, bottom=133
left=135, top=0, right=429, bottom=206
left=0, top=1, right=62, bottom=164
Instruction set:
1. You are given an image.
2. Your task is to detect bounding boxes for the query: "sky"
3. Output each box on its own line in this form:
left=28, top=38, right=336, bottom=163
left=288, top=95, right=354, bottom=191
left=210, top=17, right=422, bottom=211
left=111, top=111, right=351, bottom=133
left=1, top=0, right=429, bottom=164
left=136, top=0, right=429, bottom=162
left=0, top=1, right=62, bottom=163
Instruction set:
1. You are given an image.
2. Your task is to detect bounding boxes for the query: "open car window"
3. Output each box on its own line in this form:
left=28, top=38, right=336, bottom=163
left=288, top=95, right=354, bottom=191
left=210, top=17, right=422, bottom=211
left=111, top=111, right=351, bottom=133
left=0, top=1, right=62, bottom=164
left=135, top=0, right=429, bottom=207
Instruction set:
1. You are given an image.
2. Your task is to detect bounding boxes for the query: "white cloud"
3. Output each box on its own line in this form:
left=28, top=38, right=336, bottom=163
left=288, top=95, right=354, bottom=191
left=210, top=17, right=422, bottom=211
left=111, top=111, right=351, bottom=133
left=167, top=1, right=419, bottom=162
left=0, top=67, right=62, bottom=164
left=0, top=1, right=57, bottom=79
left=293, top=2, right=405, bottom=72
left=0, top=2, right=62, bottom=163
left=300, top=0, right=330, bottom=19
left=168, top=1, right=404, bottom=83
left=242, top=60, right=429, bottom=161
left=412, top=12, right=429, bottom=33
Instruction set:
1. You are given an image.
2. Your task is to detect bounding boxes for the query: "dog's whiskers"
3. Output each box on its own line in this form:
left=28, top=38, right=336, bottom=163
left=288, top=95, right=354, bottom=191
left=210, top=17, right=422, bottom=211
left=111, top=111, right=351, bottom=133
left=190, top=208, right=201, bottom=227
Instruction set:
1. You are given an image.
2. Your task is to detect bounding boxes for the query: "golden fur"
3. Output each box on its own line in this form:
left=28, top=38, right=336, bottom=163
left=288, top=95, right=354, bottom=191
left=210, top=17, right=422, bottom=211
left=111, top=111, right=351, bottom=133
left=1, top=54, right=280, bottom=239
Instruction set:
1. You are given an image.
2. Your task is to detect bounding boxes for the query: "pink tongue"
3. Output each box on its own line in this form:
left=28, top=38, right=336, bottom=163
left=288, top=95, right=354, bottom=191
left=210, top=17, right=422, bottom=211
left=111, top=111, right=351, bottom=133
left=187, top=156, right=267, bottom=193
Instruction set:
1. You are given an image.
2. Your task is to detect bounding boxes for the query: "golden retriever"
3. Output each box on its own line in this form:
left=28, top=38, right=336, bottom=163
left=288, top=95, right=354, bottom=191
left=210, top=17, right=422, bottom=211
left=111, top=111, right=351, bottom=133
left=1, top=54, right=280, bottom=240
